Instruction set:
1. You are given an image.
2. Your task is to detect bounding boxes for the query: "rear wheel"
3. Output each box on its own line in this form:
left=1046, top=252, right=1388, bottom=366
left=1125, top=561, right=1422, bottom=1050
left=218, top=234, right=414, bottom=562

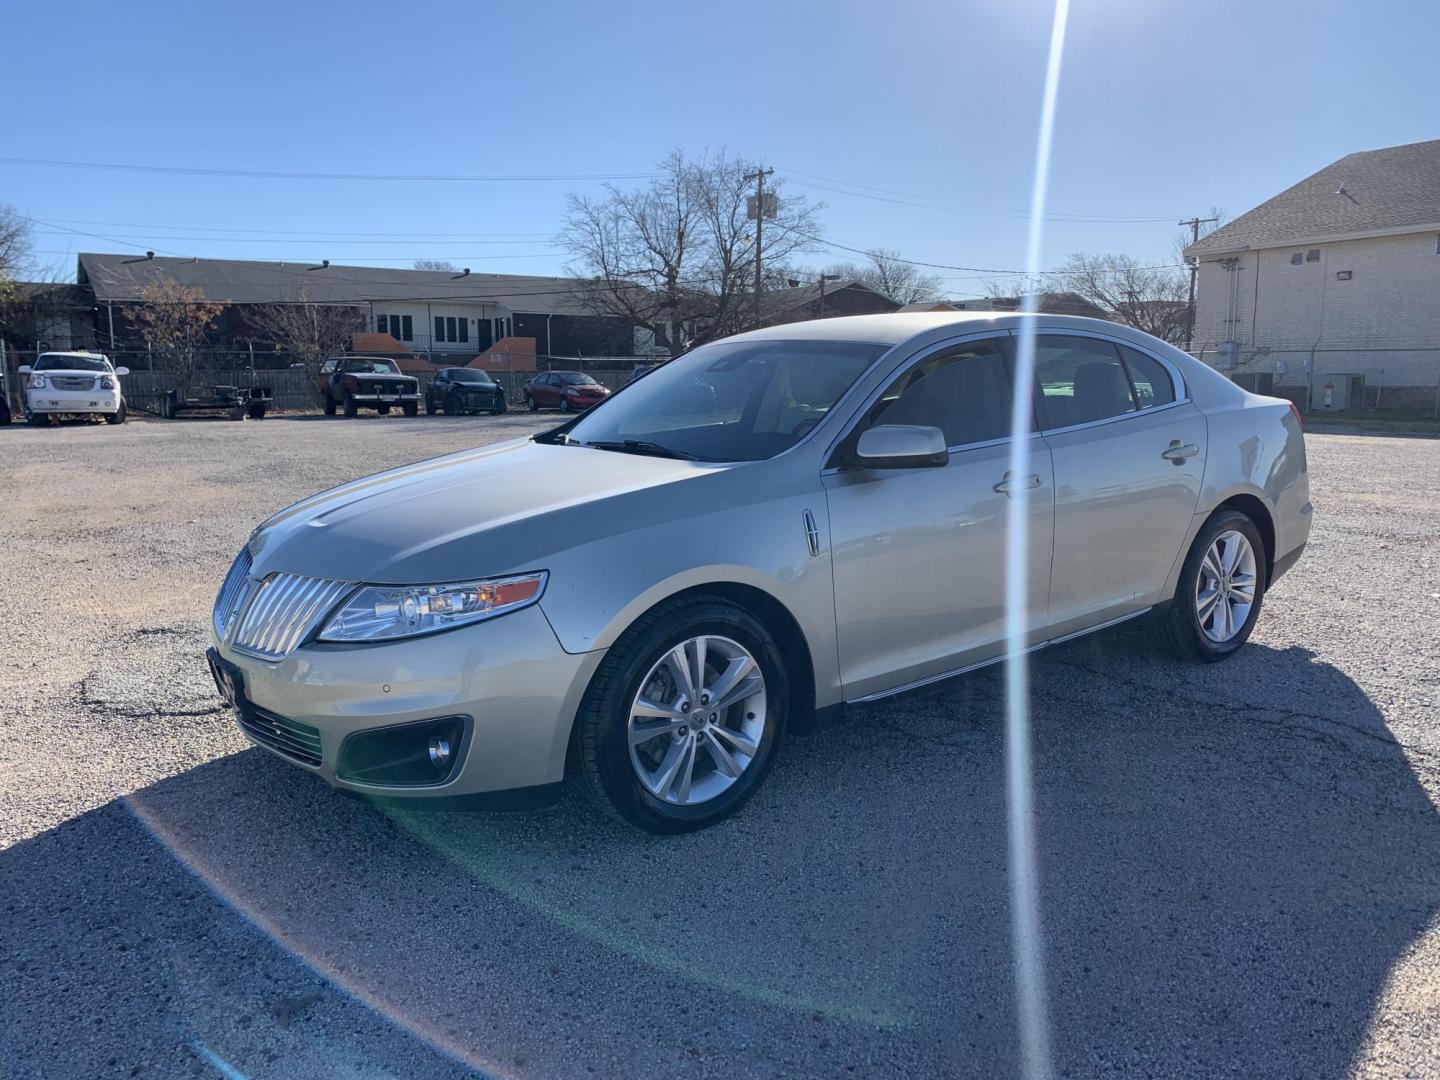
left=573, top=596, right=787, bottom=833
left=1161, top=509, right=1267, bottom=662
left=105, top=400, right=127, bottom=425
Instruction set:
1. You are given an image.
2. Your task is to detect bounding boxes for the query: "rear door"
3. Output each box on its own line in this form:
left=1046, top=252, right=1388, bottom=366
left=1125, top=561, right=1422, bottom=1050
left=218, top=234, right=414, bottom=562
left=1034, top=333, right=1207, bottom=634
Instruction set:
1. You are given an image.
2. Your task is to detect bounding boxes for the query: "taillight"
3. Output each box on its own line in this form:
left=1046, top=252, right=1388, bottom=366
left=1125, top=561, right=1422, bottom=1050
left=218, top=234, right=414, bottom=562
left=1287, top=401, right=1303, bottom=431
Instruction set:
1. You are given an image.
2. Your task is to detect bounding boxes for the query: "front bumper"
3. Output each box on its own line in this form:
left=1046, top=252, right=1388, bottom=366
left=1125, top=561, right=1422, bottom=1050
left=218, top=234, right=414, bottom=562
left=209, top=605, right=604, bottom=796
left=351, top=392, right=421, bottom=402
left=26, top=388, right=122, bottom=414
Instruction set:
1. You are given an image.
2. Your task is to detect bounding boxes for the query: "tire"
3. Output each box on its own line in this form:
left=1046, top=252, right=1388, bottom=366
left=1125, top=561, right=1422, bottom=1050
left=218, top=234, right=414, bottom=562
left=572, top=595, right=788, bottom=834
left=1161, top=509, right=1268, bottom=663
left=28, top=411, right=52, bottom=427
left=525, top=394, right=537, bottom=412
left=323, top=393, right=337, bottom=416
left=402, top=401, right=418, bottom=417
left=343, top=393, right=358, bottom=418
left=424, top=397, right=436, bottom=415
left=246, top=402, right=266, bottom=420
left=105, top=400, right=127, bottom=425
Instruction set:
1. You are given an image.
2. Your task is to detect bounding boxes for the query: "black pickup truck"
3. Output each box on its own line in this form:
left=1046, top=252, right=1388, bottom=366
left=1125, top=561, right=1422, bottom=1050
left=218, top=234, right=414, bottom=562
left=319, top=357, right=421, bottom=418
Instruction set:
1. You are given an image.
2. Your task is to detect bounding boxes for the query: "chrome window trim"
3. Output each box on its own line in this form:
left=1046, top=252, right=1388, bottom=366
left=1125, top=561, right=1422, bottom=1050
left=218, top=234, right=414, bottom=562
left=1034, top=397, right=1192, bottom=439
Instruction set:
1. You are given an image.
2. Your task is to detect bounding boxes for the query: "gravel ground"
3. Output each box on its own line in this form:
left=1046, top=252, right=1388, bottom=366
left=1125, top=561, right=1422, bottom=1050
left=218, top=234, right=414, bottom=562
left=1, top=413, right=1437, bottom=1079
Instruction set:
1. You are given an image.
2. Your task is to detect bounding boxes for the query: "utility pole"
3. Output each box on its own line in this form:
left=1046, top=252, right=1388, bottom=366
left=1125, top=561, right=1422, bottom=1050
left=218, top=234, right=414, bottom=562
left=1179, top=215, right=1219, bottom=351
left=745, top=166, right=774, bottom=326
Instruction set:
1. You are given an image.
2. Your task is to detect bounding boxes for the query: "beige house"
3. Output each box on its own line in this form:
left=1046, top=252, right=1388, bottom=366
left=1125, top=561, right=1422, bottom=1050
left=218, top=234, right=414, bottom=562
left=1185, top=139, right=1440, bottom=407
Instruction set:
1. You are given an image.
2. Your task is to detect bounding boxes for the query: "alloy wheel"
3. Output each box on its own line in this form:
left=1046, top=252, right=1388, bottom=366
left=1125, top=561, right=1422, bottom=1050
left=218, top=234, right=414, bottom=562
left=1195, top=529, right=1258, bottom=642
left=627, top=635, right=767, bottom=806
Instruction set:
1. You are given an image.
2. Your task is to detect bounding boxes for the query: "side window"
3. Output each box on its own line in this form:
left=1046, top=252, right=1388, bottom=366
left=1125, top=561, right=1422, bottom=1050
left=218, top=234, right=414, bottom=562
left=1118, top=345, right=1177, bottom=408
left=1034, top=336, right=1137, bottom=430
left=321, top=359, right=337, bottom=374
left=865, top=337, right=1013, bottom=449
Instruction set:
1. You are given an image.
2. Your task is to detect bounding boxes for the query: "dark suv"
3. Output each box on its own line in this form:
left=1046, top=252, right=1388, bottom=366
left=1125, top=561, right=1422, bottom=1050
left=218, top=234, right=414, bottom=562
left=425, top=367, right=507, bottom=415
left=319, top=358, right=421, bottom=417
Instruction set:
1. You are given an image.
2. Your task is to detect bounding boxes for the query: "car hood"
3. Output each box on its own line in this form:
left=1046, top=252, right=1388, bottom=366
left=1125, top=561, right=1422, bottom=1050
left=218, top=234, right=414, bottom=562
left=248, top=438, right=715, bottom=583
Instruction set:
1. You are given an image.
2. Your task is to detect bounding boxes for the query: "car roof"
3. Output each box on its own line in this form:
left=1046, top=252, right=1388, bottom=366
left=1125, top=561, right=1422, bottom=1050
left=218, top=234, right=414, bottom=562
left=724, top=310, right=1180, bottom=349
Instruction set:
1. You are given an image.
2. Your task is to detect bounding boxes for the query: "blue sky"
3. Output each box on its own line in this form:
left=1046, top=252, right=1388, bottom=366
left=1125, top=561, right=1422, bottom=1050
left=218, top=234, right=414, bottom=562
left=6, top=0, right=1437, bottom=298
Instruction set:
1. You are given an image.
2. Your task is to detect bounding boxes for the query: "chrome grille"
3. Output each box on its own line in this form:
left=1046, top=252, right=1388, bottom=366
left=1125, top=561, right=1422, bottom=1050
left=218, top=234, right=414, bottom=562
left=238, top=705, right=323, bottom=766
left=213, top=546, right=253, bottom=637
left=51, top=375, right=97, bottom=390
left=230, top=573, right=352, bottom=660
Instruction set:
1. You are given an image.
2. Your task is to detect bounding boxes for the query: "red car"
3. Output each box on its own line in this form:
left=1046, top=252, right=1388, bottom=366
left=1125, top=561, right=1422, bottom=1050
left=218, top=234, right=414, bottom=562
left=523, top=370, right=611, bottom=413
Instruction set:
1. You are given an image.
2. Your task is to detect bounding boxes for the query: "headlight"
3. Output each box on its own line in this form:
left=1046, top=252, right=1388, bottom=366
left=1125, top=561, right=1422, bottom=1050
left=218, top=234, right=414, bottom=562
left=317, top=572, right=547, bottom=643
left=99, top=376, right=116, bottom=390
left=28, top=374, right=46, bottom=389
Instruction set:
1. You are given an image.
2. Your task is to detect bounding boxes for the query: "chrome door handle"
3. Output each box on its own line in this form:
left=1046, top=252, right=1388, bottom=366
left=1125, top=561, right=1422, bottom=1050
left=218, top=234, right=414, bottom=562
left=994, top=472, right=1042, bottom=494
left=1162, top=441, right=1200, bottom=462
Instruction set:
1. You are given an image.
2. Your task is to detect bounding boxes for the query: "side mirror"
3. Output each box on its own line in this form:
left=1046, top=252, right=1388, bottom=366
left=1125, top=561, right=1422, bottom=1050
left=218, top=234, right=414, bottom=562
left=855, top=424, right=948, bottom=468
left=114, top=366, right=130, bottom=376
left=17, top=365, right=31, bottom=374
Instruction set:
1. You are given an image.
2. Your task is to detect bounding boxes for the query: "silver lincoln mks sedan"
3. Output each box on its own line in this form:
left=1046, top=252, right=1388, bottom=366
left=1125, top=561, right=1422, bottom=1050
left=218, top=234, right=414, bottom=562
left=207, top=313, right=1310, bottom=832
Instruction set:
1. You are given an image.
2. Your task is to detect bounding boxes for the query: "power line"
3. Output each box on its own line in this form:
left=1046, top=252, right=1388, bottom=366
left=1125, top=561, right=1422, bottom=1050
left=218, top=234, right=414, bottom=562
left=37, top=217, right=556, bottom=239
left=0, top=155, right=658, bottom=183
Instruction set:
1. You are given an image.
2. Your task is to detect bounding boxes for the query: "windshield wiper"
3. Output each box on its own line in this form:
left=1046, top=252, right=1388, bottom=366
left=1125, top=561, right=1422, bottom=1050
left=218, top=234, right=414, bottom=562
left=581, top=439, right=698, bottom=461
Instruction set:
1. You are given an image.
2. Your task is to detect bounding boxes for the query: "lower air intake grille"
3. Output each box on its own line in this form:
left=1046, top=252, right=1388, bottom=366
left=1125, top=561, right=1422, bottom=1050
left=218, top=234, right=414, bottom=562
left=238, top=706, right=323, bottom=767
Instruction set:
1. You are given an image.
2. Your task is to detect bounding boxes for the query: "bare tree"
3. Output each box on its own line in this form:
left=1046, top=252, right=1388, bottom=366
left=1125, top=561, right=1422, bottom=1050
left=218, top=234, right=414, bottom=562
left=413, top=259, right=459, bottom=272
left=561, top=149, right=821, bottom=352
left=0, top=204, right=34, bottom=285
left=247, top=301, right=365, bottom=401
left=1050, top=252, right=1191, bottom=344
left=128, top=280, right=223, bottom=395
left=822, top=248, right=943, bottom=304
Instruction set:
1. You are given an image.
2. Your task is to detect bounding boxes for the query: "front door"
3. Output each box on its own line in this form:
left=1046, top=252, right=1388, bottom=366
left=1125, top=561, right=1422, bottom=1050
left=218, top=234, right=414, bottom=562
left=823, top=334, right=1055, bottom=701
left=1033, top=333, right=1207, bottom=634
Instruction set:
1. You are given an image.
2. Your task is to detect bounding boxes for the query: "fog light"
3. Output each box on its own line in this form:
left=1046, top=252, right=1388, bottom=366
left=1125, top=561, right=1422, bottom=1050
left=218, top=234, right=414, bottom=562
left=336, top=716, right=467, bottom=786
left=428, top=734, right=452, bottom=768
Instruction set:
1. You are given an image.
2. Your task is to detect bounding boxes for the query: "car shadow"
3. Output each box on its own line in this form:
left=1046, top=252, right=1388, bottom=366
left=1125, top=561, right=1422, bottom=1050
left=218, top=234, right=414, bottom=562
left=2, top=637, right=1436, bottom=1077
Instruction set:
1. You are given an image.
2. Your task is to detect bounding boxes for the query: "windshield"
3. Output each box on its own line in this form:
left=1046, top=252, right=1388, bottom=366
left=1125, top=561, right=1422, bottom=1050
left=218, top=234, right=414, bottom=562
left=564, top=339, right=887, bottom=462
left=35, top=354, right=108, bottom=372
left=556, top=372, right=599, bottom=385
left=344, top=360, right=400, bottom=374
left=449, top=369, right=494, bottom=385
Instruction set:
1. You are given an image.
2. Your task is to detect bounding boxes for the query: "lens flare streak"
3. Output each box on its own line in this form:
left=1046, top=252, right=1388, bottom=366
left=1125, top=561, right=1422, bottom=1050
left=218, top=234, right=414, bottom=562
left=1005, top=1, right=1071, bottom=1078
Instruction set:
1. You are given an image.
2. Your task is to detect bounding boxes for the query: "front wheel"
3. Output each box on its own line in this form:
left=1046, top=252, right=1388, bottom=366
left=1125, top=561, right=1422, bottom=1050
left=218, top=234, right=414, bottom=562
left=525, top=394, right=537, bottom=412
left=492, top=398, right=507, bottom=415
left=572, top=596, right=787, bottom=833
left=1161, top=510, right=1267, bottom=662
left=105, top=400, right=127, bottom=425
left=27, top=411, right=52, bottom=427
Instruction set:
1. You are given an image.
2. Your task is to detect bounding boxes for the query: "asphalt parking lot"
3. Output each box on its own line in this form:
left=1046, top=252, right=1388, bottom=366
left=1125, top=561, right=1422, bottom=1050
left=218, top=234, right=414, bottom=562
left=1, top=413, right=1438, bottom=1079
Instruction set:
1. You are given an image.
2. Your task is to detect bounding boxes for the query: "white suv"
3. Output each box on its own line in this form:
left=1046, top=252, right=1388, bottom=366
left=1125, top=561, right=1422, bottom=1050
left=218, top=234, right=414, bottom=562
left=20, top=352, right=130, bottom=426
